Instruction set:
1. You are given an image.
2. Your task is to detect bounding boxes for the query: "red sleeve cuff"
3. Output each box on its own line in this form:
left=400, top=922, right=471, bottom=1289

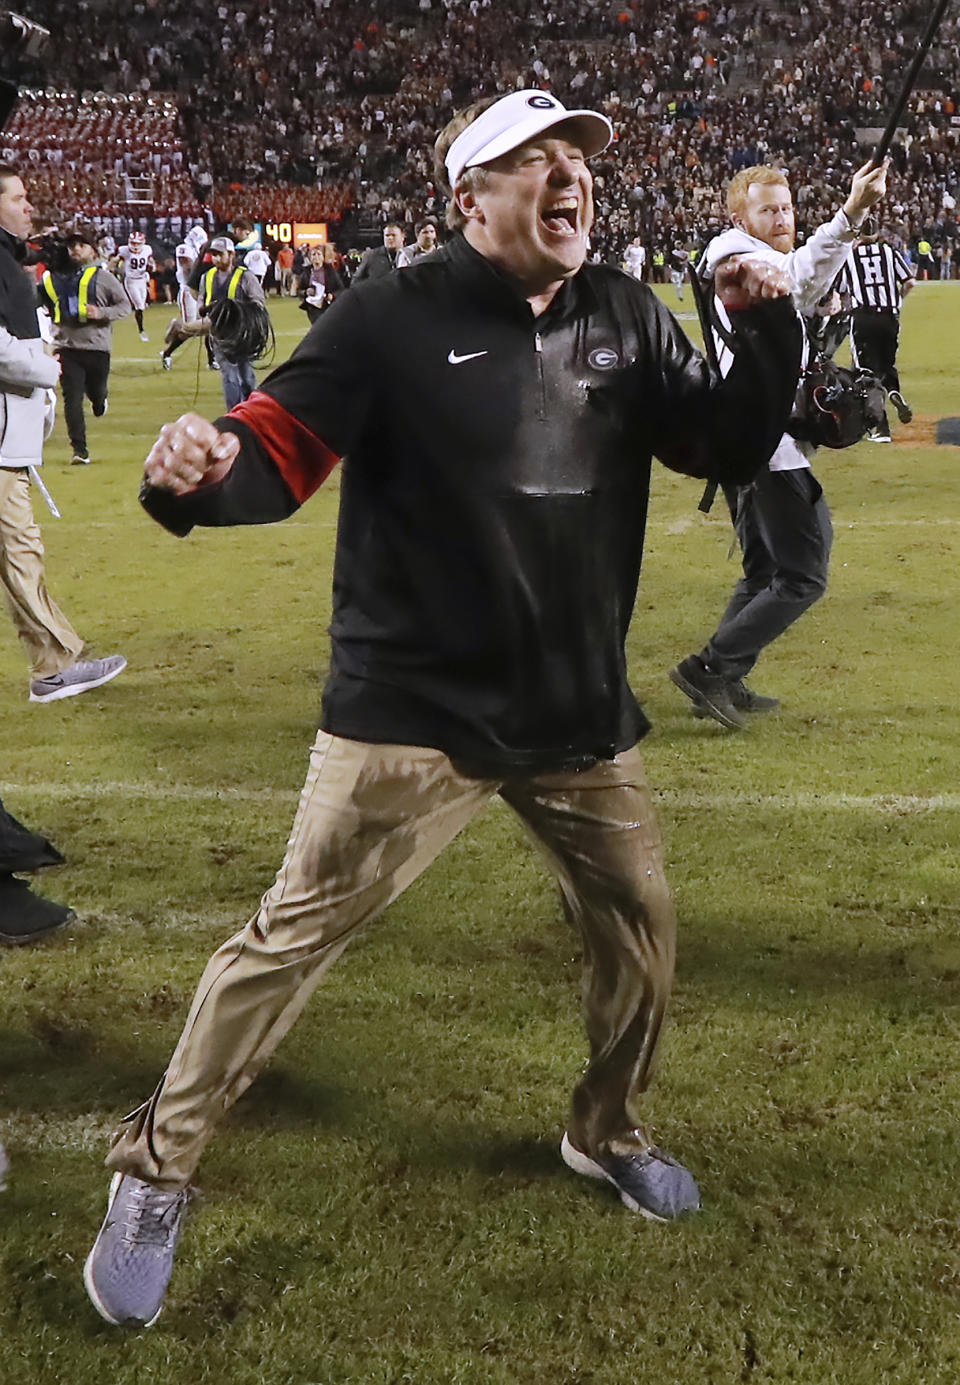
left=226, top=390, right=340, bottom=503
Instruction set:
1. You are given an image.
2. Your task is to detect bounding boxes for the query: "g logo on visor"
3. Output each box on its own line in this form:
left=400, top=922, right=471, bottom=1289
left=527, top=95, right=558, bottom=110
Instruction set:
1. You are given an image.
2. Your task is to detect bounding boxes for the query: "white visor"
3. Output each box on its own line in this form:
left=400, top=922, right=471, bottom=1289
left=444, top=89, right=612, bottom=189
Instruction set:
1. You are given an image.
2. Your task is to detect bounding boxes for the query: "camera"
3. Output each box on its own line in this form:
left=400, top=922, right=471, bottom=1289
left=1, top=10, right=52, bottom=132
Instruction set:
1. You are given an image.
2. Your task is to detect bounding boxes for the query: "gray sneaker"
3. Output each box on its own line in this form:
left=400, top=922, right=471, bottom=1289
left=29, top=655, right=127, bottom=704
left=84, top=1173, right=190, bottom=1327
left=669, top=655, right=745, bottom=729
left=561, top=1132, right=700, bottom=1221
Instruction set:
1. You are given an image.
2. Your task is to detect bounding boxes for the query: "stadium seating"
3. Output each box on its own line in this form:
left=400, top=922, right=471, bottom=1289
left=4, top=0, right=958, bottom=268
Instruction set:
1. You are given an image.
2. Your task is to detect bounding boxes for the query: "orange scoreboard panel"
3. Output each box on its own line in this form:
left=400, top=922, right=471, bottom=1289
left=265, top=221, right=328, bottom=246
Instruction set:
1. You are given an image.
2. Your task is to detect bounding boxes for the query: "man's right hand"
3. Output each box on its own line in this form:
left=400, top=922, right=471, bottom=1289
left=143, top=413, right=240, bottom=495
left=843, top=159, right=888, bottom=223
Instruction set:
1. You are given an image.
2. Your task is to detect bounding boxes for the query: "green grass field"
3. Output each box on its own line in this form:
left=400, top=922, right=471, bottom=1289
left=1, top=286, right=959, bottom=1384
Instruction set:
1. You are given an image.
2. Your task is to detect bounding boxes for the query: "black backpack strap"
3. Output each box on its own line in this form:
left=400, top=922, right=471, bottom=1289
left=688, top=264, right=727, bottom=514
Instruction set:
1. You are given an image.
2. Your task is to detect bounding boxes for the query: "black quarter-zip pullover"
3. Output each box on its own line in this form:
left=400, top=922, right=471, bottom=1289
left=143, top=234, right=801, bottom=771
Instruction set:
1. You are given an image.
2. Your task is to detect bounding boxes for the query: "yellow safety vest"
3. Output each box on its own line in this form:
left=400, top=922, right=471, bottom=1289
left=41, top=266, right=98, bottom=324
left=201, top=265, right=245, bottom=308
left=918, top=240, right=932, bottom=256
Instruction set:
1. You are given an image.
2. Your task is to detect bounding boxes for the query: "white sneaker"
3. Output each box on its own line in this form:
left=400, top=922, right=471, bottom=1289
left=139, top=332, right=149, bottom=343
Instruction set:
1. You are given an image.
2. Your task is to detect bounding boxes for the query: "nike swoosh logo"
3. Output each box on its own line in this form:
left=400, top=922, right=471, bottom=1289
left=447, top=349, right=489, bottom=365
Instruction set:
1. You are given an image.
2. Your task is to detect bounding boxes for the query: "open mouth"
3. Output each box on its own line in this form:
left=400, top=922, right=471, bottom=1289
left=541, top=200, right=580, bottom=236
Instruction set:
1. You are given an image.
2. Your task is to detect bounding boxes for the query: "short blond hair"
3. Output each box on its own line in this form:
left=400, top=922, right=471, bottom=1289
left=726, top=165, right=790, bottom=218
left=433, top=96, right=501, bottom=230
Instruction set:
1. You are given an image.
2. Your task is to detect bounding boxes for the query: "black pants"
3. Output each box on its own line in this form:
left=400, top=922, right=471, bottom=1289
left=58, top=348, right=110, bottom=456
left=702, top=467, right=832, bottom=681
left=850, top=309, right=901, bottom=393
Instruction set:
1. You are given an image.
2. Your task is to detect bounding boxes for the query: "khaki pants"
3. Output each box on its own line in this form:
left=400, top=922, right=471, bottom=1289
left=107, top=733, right=676, bottom=1191
left=0, top=468, right=83, bottom=678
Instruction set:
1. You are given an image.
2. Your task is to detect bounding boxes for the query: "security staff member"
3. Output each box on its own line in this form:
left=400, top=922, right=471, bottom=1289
left=84, top=89, right=801, bottom=1328
left=175, top=235, right=265, bottom=409
left=351, top=223, right=406, bottom=281
left=38, top=229, right=130, bottom=465
left=915, top=237, right=936, bottom=280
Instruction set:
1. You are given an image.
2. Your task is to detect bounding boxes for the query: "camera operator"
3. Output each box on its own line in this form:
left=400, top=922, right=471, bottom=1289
left=37, top=227, right=130, bottom=466
left=669, top=160, right=888, bottom=728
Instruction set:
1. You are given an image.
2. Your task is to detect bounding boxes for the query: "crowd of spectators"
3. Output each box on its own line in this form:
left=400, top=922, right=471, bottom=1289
left=6, top=0, right=960, bottom=270
left=0, top=91, right=205, bottom=228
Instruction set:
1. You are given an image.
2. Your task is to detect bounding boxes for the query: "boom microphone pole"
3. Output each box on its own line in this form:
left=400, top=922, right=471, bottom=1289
left=872, top=0, right=953, bottom=163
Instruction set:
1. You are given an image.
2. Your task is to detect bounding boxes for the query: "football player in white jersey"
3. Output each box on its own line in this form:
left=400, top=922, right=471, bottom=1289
left=113, top=230, right=155, bottom=340
left=184, top=223, right=209, bottom=260
left=160, top=244, right=198, bottom=370
left=622, top=237, right=646, bottom=281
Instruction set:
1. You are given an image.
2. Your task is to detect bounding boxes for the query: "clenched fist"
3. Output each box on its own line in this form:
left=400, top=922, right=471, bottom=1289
left=143, top=413, right=241, bottom=495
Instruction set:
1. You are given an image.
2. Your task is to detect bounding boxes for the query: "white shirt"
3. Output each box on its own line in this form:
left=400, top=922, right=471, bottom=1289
left=700, top=209, right=860, bottom=471
left=244, top=247, right=271, bottom=279
left=184, top=225, right=209, bottom=258
left=174, top=247, right=194, bottom=288
left=623, top=244, right=646, bottom=277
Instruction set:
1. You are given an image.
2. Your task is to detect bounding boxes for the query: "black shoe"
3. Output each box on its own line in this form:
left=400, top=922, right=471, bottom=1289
left=0, top=803, right=64, bottom=873
left=728, top=679, right=779, bottom=713
left=888, top=390, right=912, bottom=424
left=0, top=876, right=74, bottom=945
left=561, top=1132, right=701, bottom=1221
left=669, top=656, right=746, bottom=729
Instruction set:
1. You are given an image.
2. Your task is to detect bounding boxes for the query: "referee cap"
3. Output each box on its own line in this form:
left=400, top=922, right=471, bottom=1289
left=444, top=90, right=612, bottom=189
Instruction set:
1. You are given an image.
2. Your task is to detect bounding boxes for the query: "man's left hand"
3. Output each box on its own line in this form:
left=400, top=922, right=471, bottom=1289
left=715, top=255, right=792, bottom=311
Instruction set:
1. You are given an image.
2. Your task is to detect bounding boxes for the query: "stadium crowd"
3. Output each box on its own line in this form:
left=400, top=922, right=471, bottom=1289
left=4, top=0, right=960, bottom=270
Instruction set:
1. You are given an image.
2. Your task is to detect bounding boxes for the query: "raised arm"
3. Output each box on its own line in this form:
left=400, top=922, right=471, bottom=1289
left=645, top=258, right=803, bottom=485
left=140, top=288, right=373, bottom=536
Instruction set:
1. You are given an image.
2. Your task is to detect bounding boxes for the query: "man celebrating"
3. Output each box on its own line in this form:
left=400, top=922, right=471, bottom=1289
left=84, top=91, right=800, bottom=1327
left=0, top=165, right=126, bottom=703
left=38, top=228, right=130, bottom=466
left=669, top=159, right=887, bottom=728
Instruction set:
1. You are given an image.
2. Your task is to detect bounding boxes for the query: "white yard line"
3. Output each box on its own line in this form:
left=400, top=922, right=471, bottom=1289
left=2, top=780, right=959, bottom=814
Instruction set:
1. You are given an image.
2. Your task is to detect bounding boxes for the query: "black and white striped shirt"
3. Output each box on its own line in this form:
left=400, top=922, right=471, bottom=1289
left=838, top=241, right=914, bottom=312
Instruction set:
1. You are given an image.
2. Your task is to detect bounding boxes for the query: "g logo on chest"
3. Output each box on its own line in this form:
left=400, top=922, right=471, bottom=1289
left=588, top=347, right=620, bottom=371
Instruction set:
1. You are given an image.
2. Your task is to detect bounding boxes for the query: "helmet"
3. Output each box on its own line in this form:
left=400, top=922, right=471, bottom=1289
left=129, top=230, right=145, bottom=245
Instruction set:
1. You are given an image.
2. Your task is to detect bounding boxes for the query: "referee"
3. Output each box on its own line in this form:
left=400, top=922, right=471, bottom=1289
left=837, top=223, right=915, bottom=442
